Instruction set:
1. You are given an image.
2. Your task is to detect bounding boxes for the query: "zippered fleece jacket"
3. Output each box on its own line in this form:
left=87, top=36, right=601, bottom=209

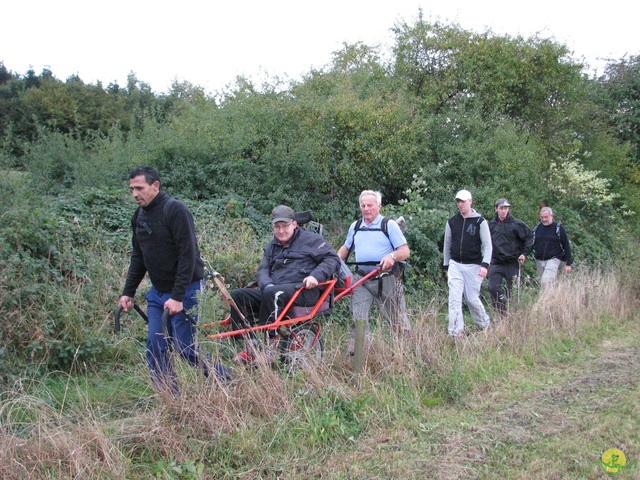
left=489, top=213, right=533, bottom=265
left=255, top=227, right=341, bottom=290
left=122, top=191, right=204, bottom=302
left=443, top=209, right=492, bottom=268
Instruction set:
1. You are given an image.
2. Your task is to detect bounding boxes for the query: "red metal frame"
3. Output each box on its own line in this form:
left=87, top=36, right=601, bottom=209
left=202, top=267, right=382, bottom=340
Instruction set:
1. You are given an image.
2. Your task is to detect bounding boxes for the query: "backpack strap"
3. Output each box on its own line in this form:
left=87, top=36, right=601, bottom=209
left=555, top=222, right=565, bottom=254
left=344, top=218, right=363, bottom=262
left=532, top=221, right=565, bottom=253
left=132, top=197, right=177, bottom=240
left=345, top=216, right=395, bottom=265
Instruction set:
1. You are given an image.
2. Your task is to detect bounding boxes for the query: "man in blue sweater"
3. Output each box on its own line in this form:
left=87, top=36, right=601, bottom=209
left=532, top=206, right=573, bottom=289
left=337, top=190, right=411, bottom=353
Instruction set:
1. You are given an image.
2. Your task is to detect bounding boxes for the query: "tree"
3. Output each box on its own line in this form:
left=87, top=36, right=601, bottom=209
left=599, top=54, right=640, bottom=163
left=391, top=11, right=584, bottom=138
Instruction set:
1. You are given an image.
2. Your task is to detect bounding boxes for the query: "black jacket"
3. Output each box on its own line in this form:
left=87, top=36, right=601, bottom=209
left=122, top=191, right=204, bottom=301
left=256, top=227, right=341, bottom=289
left=489, top=213, right=534, bottom=264
left=532, top=221, right=573, bottom=266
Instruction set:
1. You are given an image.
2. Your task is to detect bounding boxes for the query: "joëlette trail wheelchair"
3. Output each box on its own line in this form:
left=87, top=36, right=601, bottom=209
left=200, top=227, right=380, bottom=369
left=201, top=273, right=381, bottom=369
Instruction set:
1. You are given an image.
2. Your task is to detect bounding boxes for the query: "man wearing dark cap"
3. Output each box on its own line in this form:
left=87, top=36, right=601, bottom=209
left=488, top=198, right=533, bottom=315
left=229, top=205, right=341, bottom=363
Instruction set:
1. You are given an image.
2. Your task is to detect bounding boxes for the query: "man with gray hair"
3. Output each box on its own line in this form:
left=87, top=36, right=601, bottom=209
left=338, top=190, right=411, bottom=353
left=443, top=189, right=492, bottom=337
left=532, top=206, right=573, bottom=289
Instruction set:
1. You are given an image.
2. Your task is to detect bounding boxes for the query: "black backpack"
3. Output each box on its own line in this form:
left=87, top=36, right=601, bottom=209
left=131, top=198, right=176, bottom=239
left=345, top=216, right=394, bottom=263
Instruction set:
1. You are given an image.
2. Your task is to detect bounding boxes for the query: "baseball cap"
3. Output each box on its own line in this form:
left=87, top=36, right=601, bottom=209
left=271, top=205, right=296, bottom=224
left=455, top=189, right=472, bottom=202
left=494, top=198, right=511, bottom=207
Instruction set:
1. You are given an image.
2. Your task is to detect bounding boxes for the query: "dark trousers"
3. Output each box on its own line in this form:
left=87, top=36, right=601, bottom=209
left=229, top=283, right=320, bottom=331
left=488, top=261, right=519, bottom=315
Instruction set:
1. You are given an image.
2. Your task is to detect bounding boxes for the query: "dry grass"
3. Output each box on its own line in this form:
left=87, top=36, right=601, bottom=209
left=0, top=390, right=126, bottom=479
left=1, top=265, right=638, bottom=479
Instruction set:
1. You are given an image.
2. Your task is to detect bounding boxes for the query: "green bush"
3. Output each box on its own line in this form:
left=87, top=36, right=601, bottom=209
left=0, top=190, right=130, bottom=378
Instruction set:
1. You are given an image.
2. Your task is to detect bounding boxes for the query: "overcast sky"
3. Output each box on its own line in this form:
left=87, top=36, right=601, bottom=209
left=2, top=0, right=637, bottom=94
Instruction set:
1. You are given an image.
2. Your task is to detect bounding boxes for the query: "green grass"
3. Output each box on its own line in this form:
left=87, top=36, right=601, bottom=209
left=1, top=269, right=639, bottom=479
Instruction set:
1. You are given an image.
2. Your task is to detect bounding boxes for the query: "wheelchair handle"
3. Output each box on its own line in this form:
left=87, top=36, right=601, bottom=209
left=161, top=308, right=198, bottom=338
left=114, top=303, right=148, bottom=333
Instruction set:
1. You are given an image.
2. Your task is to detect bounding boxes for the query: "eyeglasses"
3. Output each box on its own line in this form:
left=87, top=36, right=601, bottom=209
left=273, top=222, right=293, bottom=232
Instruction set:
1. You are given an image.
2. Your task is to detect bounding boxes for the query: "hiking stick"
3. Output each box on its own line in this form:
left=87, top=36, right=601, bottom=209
left=114, top=303, right=148, bottom=333
left=211, top=271, right=248, bottom=325
left=160, top=307, right=197, bottom=338
left=517, top=262, right=522, bottom=304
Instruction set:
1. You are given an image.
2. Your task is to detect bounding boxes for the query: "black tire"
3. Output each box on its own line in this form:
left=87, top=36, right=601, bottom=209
left=280, top=323, right=323, bottom=368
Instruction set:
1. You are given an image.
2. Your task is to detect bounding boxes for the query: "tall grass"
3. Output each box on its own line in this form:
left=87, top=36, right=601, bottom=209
left=1, top=263, right=637, bottom=479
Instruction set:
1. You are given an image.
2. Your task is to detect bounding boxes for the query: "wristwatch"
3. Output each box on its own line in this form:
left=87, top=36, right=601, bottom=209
left=390, top=253, right=397, bottom=261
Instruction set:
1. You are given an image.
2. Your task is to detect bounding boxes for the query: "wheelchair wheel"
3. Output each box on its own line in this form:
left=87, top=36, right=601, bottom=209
left=280, top=322, right=323, bottom=368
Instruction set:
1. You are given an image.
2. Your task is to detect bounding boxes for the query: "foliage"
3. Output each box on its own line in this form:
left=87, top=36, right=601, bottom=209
left=0, top=63, right=205, bottom=160
left=0, top=187, right=132, bottom=377
left=599, top=54, right=640, bottom=163
left=1, top=264, right=639, bottom=478
left=23, top=129, right=88, bottom=194
left=0, top=16, right=639, bottom=370
left=294, top=386, right=370, bottom=446
left=391, top=11, right=582, bottom=136
left=0, top=13, right=639, bottom=479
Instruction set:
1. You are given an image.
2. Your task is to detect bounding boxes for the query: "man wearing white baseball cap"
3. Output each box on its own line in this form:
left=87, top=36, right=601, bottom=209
left=442, top=189, right=492, bottom=337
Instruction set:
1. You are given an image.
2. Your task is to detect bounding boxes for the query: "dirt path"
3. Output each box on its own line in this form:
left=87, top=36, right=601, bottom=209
left=456, top=341, right=640, bottom=478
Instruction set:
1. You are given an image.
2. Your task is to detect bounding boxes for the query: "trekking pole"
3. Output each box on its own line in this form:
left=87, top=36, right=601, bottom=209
left=517, top=259, right=523, bottom=304
left=209, top=270, right=264, bottom=352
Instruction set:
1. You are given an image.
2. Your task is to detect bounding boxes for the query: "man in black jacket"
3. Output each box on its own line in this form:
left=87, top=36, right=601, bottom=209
left=230, top=205, right=341, bottom=363
left=118, top=166, right=207, bottom=393
left=533, top=206, right=573, bottom=289
left=488, top=198, right=533, bottom=315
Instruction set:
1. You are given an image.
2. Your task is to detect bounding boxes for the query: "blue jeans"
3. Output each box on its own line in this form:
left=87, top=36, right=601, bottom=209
left=144, top=280, right=204, bottom=393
